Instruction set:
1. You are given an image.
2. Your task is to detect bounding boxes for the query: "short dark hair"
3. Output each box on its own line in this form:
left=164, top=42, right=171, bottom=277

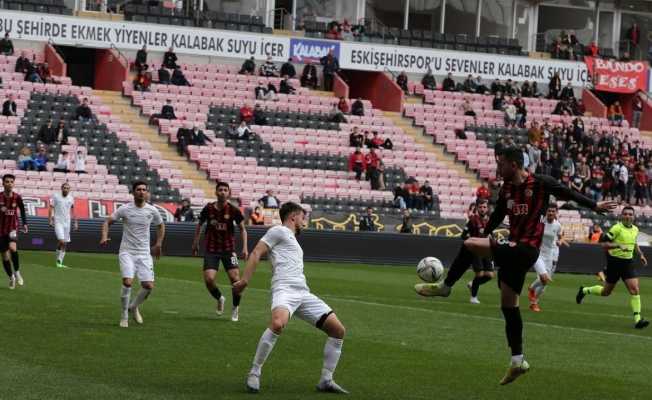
left=501, top=146, right=524, bottom=169
left=547, top=203, right=558, bottom=210
left=132, top=181, right=148, bottom=191
left=476, top=198, right=489, bottom=206
left=216, top=181, right=230, bottom=190
left=61, top=182, right=70, bottom=189
left=622, top=206, right=635, bottom=214
left=2, top=174, right=15, bottom=182
left=279, top=202, right=305, bottom=222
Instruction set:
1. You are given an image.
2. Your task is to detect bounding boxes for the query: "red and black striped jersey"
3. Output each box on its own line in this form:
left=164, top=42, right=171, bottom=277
left=0, top=192, right=26, bottom=236
left=463, top=214, right=489, bottom=239
left=486, top=174, right=596, bottom=248
left=199, top=202, right=244, bottom=253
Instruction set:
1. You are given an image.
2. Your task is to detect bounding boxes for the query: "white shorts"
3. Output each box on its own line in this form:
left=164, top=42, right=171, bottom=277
left=271, top=289, right=332, bottom=327
left=54, top=223, right=71, bottom=243
left=533, top=253, right=556, bottom=277
left=119, top=252, right=155, bottom=282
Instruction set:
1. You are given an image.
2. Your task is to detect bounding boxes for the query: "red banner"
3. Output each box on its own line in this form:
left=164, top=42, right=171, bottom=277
left=585, top=57, right=649, bottom=94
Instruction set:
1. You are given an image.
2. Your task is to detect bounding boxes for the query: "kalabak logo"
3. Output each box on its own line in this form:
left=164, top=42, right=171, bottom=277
left=290, top=38, right=340, bottom=63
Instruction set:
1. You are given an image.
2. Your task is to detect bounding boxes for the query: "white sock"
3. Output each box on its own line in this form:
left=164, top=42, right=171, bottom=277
left=320, top=337, right=344, bottom=382
left=534, top=284, right=546, bottom=298
left=129, top=288, right=152, bottom=309
left=511, top=354, right=524, bottom=365
left=250, top=328, right=279, bottom=376
left=59, top=250, right=66, bottom=264
left=55, top=250, right=61, bottom=263
left=120, top=285, right=132, bottom=320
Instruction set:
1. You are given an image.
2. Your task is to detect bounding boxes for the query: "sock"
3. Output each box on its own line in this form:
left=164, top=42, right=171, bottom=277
left=501, top=307, right=523, bottom=356
left=2, top=259, right=12, bottom=277
left=631, top=295, right=642, bottom=323
left=321, top=337, right=344, bottom=382
left=471, top=275, right=491, bottom=297
left=443, top=244, right=474, bottom=287
left=232, top=288, right=241, bottom=307
left=208, top=286, right=222, bottom=301
left=583, top=285, right=604, bottom=296
left=250, top=328, right=279, bottom=376
left=120, top=285, right=132, bottom=320
left=130, top=288, right=152, bottom=309
left=511, top=354, right=524, bottom=365
left=56, top=249, right=61, bottom=263
left=10, top=251, right=19, bottom=272
left=531, top=279, right=545, bottom=298
left=59, top=250, right=66, bottom=264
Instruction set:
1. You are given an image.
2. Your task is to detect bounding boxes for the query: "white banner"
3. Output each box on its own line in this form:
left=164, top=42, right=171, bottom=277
left=0, top=11, right=290, bottom=61
left=339, top=41, right=590, bottom=86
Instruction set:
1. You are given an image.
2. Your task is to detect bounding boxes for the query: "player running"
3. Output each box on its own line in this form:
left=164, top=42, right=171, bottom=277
left=415, top=147, right=616, bottom=385
left=233, top=202, right=348, bottom=394
left=191, top=182, right=248, bottom=322
left=527, top=204, right=568, bottom=312
left=100, top=181, right=165, bottom=328
left=49, top=182, right=78, bottom=268
left=0, top=174, right=27, bottom=289
left=576, top=206, right=649, bottom=329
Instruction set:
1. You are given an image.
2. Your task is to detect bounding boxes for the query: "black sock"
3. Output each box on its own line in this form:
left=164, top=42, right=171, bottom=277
left=2, top=259, right=12, bottom=277
left=232, top=288, right=241, bottom=307
left=443, top=244, right=473, bottom=287
left=471, top=275, right=492, bottom=297
left=10, top=251, right=19, bottom=272
left=501, top=307, right=524, bottom=356
left=208, top=286, right=222, bottom=301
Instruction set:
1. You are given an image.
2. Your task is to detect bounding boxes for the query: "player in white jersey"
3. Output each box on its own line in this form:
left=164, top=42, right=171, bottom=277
left=48, top=182, right=78, bottom=268
left=527, top=204, right=568, bottom=312
left=100, top=181, right=165, bottom=328
left=233, top=202, right=348, bottom=394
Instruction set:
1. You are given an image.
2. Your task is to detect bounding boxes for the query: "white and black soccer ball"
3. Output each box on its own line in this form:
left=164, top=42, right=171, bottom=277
left=416, top=257, right=444, bottom=282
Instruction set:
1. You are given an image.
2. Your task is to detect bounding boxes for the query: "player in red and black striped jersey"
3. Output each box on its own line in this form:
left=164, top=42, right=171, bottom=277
left=192, top=181, right=248, bottom=322
left=416, top=146, right=617, bottom=385
left=0, top=174, right=28, bottom=290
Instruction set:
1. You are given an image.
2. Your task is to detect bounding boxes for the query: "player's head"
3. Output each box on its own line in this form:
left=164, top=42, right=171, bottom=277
left=496, top=146, right=524, bottom=181
left=215, top=181, right=230, bottom=202
left=366, top=206, right=373, bottom=215
left=476, top=199, right=489, bottom=216
left=61, top=182, right=71, bottom=196
left=280, top=202, right=306, bottom=234
left=2, top=174, right=15, bottom=191
left=546, top=203, right=558, bottom=221
left=621, top=206, right=635, bottom=226
left=131, top=181, right=148, bottom=203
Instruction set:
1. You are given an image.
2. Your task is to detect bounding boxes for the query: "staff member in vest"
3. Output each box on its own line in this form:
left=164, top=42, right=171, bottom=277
left=576, top=206, right=649, bottom=329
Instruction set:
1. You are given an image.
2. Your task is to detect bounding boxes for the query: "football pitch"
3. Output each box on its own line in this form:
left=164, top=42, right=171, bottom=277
left=1, top=250, right=651, bottom=400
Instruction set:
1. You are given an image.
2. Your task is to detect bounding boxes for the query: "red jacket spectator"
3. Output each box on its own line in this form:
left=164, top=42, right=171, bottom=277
left=239, top=104, right=254, bottom=123
left=365, top=150, right=381, bottom=169
left=338, top=97, right=349, bottom=113
left=588, top=42, right=599, bottom=57
left=348, top=150, right=366, bottom=171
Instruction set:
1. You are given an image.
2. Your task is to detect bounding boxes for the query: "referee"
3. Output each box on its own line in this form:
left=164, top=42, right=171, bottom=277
left=577, top=206, right=649, bottom=329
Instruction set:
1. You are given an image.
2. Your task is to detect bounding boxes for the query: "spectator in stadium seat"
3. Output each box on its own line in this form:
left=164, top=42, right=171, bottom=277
left=37, top=62, right=54, bottom=83
left=25, top=60, right=42, bottom=83
left=253, top=103, right=268, bottom=125
left=504, top=101, right=517, bottom=128
left=419, top=180, right=434, bottom=210
left=337, top=97, right=349, bottom=113
left=258, top=190, right=281, bottom=208
left=528, top=121, right=542, bottom=144
left=514, top=96, right=527, bottom=127
left=521, top=81, right=533, bottom=97
left=462, top=98, right=476, bottom=118
left=300, top=60, right=318, bottom=89
left=560, top=82, right=574, bottom=101
left=492, top=92, right=504, bottom=111
left=279, top=76, right=296, bottom=94
left=348, top=147, right=366, bottom=180
left=248, top=206, right=265, bottom=225
left=358, top=207, right=376, bottom=232
left=17, top=147, right=36, bottom=171
left=239, top=103, right=254, bottom=123
left=490, top=79, right=504, bottom=95
left=349, top=127, right=364, bottom=147
left=0, top=33, right=14, bottom=56
left=38, top=120, right=55, bottom=145
left=135, top=45, right=148, bottom=73
left=329, top=103, right=347, bottom=123
left=158, top=66, right=171, bottom=84
left=2, top=94, right=17, bottom=117
left=74, top=150, right=86, bottom=174
left=224, top=119, right=239, bottom=139
left=239, top=56, right=256, bottom=75
left=163, top=47, right=179, bottom=69
left=280, top=58, right=296, bottom=78
left=421, top=69, right=437, bottom=90
left=53, top=120, right=69, bottom=145
left=53, top=150, right=70, bottom=173
left=236, top=120, right=254, bottom=140
left=442, top=72, right=456, bottom=91
left=609, top=101, right=625, bottom=126
left=189, top=126, right=212, bottom=146
left=365, top=148, right=382, bottom=190
left=133, top=71, right=152, bottom=92
left=34, top=146, right=48, bottom=172
left=320, top=49, right=340, bottom=91
left=548, top=72, right=562, bottom=99
left=396, top=71, right=409, bottom=94
left=260, top=56, right=278, bottom=77
left=368, top=131, right=393, bottom=150
left=15, top=52, right=31, bottom=75
left=75, top=98, right=93, bottom=122
left=462, top=74, right=476, bottom=93
left=174, top=199, right=195, bottom=222
left=176, top=126, right=191, bottom=155
left=400, top=209, right=413, bottom=234
left=171, top=68, right=191, bottom=86
left=351, top=98, right=364, bottom=116
left=527, top=142, right=541, bottom=173
left=473, top=75, right=488, bottom=94
left=325, top=24, right=343, bottom=40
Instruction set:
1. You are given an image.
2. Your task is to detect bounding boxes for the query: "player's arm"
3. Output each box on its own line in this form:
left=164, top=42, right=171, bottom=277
left=48, top=202, right=54, bottom=227
left=100, top=215, right=115, bottom=245
left=540, top=174, right=616, bottom=213
left=72, top=204, right=78, bottom=230
left=636, top=244, right=647, bottom=266
left=192, top=206, right=207, bottom=256
left=239, top=220, right=249, bottom=260
left=484, top=195, right=507, bottom=235
left=17, top=196, right=27, bottom=233
left=233, top=240, right=269, bottom=295
left=152, top=222, right=165, bottom=259
left=599, top=225, right=622, bottom=250
left=558, top=231, right=570, bottom=247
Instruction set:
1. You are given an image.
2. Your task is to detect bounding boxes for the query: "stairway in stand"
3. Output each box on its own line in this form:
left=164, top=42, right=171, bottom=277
left=93, top=89, right=215, bottom=199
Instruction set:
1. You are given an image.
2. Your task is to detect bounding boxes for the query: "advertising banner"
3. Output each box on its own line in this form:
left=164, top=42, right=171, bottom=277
left=289, top=37, right=339, bottom=63
left=585, top=56, right=649, bottom=93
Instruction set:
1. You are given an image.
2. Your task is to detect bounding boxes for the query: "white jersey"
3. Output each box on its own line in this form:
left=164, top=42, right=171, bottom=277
left=50, top=193, right=75, bottom=225
left=111, top=202, right=163, bottom=256
left=539, top=219, right=562, bottom=260
left=260, top=225, right=308, bottom=292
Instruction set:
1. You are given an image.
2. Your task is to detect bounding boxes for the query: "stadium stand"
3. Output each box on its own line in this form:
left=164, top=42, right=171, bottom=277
left=0, top=0, right=73, bottom=15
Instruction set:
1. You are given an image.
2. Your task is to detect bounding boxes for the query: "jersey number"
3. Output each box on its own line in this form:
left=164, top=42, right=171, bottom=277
left=511, top=204, right=529, bottom=216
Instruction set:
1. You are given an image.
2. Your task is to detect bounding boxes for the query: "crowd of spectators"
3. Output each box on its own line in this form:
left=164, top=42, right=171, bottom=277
left=18, top=145, right=86, bottom=173
left=132, top=46, right=190, bottom=92
left=392, top=178, right=435, bottom=211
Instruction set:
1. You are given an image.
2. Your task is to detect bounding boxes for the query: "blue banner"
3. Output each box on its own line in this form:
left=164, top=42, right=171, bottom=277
left=289, top=38, right=340, bottom=63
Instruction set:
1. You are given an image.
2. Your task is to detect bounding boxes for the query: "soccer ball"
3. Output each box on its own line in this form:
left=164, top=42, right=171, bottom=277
left=416, top=257, right=444, bottom=282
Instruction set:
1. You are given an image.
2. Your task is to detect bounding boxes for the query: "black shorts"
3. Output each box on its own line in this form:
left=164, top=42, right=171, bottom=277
left=604, top=254, right=638, bottom=284
left=0, top=234, right=16, bottom=252
left=491, top=239, right=539, bottom=294
left=203, top=252, right=239, bottom=271
left=472, top=257, right=494, bottom=273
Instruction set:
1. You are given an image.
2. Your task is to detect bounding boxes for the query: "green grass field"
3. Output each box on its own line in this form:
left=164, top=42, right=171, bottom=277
left=1, top=250, right=651, bottom=400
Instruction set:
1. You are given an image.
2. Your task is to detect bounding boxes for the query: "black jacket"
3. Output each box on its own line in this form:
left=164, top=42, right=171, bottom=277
left=15, top=56, right=30, bottom=73
left=2, top=100, right=16, bottom=116
left=161, top=104, right=176, bottom=119
left=174, top=206, right=195, bottom=222
left=240, top=59, right=256, bottom=74
left=189, top=130, right=212, bottom=145
left=171, top=69, right=190, bottom=86
left=0, top=38, right=14, bottom=55
left=136, top=49, right=147, bottom=65
left=280, top=62, right=296, bottom=78
left=351, top=100, right=364, bottom=116
left=359, top=215, right=376, bottom=231
left=442, top=78, right=456, bottom=91
left=279, top=79, right=294, bottom=94
left=75, top=105, right=92, bottom=120
left=320, top=55, right=339, bottom=76
left=158, top=68, right=170, bottom=84
left=163, top=51, right=178, bottom=69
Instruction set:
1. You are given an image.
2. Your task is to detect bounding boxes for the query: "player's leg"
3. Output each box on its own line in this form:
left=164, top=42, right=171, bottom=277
left=128, top=255, right=155, bottom=324
left=119, top=253, right=135, bottom=327
left=624, top=273, right=649, bottom=329
left=577, top=256, right=621, bottom=303
left=224, top=252, right=242, bottom=321
left=8, top=241, right=22, bottom=286
left=499, top=281, right=529, bottom=385
left=2, top=244, right=14, bottom=289
left=469, top=260, right=494, bottom=303
left=203, top=254, right=225, bottom=315
left=529, top=257, right=551, bottom=311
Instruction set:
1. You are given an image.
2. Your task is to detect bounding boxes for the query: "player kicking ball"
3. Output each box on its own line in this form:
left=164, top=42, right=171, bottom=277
left=415, top=147, right=616, bottom=385
left=100, top=181, right=165, bottom=328
left=527, top=204, right=568, bottom=312
left=233, top=202, right=348, bottom=394
left=576, top=206, right=649, bottom=329
left=0, top=174, right=28, bottom=289
left=49, top=182, right=78, bottom=268
left=192, top=181, right=248, bottom=322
